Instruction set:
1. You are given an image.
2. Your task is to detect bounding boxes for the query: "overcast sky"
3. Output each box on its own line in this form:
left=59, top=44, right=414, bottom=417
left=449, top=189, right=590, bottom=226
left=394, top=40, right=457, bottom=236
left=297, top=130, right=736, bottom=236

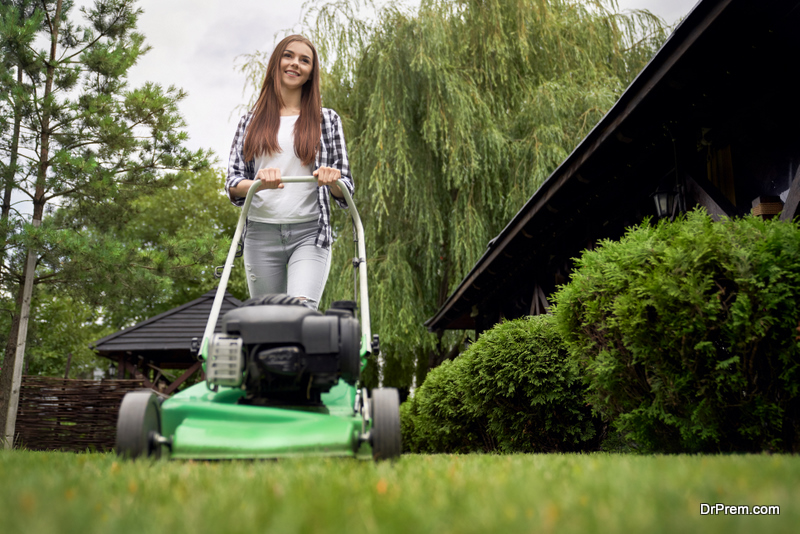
left=115, top=0, right=698, bottom=167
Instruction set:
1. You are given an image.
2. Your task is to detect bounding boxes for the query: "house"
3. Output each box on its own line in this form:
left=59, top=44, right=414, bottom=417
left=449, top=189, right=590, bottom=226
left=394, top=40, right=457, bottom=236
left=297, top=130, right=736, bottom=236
left=425, top=0, right=800, bottom=335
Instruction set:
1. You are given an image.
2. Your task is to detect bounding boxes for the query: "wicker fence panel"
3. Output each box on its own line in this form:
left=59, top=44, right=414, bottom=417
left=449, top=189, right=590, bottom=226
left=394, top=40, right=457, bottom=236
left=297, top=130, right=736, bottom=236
left=15, top=376, right=150, bottom=452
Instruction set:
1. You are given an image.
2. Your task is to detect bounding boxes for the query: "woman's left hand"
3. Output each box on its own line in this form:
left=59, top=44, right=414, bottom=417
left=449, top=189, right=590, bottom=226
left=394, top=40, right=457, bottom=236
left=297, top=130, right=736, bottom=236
left=314, top=166, right=343, bottom=198
left=314, top=166, right=340, bottom=186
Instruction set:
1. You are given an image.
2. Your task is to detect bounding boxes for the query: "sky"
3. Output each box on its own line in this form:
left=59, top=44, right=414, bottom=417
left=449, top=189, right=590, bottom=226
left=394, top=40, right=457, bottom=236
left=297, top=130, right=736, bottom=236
left=117, top=0, right=700, bottom=167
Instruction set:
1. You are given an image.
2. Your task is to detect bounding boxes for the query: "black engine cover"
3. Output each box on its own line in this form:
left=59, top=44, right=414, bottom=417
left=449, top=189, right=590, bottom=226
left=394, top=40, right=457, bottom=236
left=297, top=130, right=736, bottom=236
left=221, top=304, right=360, bottom=405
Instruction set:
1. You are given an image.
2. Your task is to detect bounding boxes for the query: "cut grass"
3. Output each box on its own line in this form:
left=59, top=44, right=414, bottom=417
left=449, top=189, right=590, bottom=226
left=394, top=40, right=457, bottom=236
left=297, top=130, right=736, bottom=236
left=1, top=451, right=797, bottom=534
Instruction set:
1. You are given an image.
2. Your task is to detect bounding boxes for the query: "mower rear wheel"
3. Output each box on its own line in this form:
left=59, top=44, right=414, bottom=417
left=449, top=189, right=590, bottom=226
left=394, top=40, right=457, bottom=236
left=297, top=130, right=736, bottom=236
left=116, top=391, right=162, bottom=459
left=370, top=388, right=401, bottom=460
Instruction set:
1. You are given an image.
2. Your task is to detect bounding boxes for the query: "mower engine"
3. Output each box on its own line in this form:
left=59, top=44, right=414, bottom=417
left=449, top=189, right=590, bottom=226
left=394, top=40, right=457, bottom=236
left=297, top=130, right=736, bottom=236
left=207, top=301, right=361, bottom=406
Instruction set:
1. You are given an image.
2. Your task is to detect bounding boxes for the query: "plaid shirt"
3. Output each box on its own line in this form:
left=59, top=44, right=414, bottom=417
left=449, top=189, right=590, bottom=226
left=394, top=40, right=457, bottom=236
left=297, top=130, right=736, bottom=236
left=225, top=108, right=354, bottom=249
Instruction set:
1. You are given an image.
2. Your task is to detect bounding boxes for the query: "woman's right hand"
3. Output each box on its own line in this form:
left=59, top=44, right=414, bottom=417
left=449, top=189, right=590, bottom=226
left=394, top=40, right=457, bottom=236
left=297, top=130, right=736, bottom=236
left=256, top=167, right=283, bottom=190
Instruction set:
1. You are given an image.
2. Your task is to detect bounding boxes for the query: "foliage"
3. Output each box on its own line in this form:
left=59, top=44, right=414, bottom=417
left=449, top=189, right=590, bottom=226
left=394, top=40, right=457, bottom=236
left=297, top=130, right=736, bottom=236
left=0, top=0, right=209, bottom=402
left=240, top=0, right=669, bottom=387
left=3, top=451, right=800, bottom=534
left=1, top=0, right=207, bottom=226
left=401, top=315, right=599, bottom=453
left=0, top=167, right=247, bottom=378
left=77, top=167, right=249, bottom=330
left=118, top=167, right=250, bottom=319
left=553, top=210, right=800, bottom=453
left=0, top=287, right=113, bottom=378
left=400, top=357, right=486, bottom=453
left=465, top=315, right=599, bottom=452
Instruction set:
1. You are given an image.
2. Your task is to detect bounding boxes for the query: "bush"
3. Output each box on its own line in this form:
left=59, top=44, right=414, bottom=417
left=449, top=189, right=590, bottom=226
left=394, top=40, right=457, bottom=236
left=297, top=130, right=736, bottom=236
left=400, top=357, right=487, bottom=453
left=553, top=210, right=800, bottom=453
left=401, top=315, right=599, bottom=453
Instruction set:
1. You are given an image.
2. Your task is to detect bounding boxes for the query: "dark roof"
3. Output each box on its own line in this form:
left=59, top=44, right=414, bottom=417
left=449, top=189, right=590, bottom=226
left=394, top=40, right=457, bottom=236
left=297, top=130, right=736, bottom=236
left=91, top=290, right=242, bottom=367
left=425, top=0, right=800, bottom=331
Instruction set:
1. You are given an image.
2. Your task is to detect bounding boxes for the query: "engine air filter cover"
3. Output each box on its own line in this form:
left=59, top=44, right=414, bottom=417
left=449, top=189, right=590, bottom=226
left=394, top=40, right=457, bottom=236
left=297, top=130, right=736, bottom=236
left=206, top=334, right=244, bottom=387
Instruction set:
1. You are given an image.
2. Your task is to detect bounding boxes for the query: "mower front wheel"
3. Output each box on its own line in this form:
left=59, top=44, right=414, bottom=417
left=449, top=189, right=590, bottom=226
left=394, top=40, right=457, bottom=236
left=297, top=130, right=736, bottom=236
left=116, top=390, right=163, bottom=459
left=370, top=388, right=401, bottom=460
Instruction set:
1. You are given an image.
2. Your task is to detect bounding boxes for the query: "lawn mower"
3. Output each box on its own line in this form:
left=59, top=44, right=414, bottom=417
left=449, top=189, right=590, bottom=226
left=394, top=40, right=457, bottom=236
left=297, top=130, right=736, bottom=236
left=115, top=177, right=401, bottom=460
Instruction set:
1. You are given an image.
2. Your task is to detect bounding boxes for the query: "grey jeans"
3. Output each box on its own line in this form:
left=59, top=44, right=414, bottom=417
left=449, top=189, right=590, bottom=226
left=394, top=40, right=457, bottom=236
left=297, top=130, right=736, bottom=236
left=243, top=219, right=332, bottom=310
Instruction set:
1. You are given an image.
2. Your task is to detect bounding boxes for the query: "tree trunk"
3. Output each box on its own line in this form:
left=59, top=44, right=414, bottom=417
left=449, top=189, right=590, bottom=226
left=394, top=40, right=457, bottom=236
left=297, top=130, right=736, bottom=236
left=64, top=353, right=73, bottom=379
left=0, top=283, right=23, bottom=441
left=1, top=245, right=37, bottom=448
left=0, top=66, right=27, bottom=439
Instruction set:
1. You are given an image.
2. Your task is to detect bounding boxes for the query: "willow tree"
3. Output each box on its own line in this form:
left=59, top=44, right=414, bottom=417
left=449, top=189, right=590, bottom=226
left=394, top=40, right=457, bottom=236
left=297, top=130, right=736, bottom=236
left=239, top=0, right=667, bottom=389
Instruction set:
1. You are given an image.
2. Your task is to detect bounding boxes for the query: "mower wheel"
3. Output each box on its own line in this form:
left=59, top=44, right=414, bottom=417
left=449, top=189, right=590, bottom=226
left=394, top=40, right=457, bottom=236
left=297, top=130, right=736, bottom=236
left=370, top=388, right=402, bottom=460
left=116, top=391, right=163, bottom=459
left=243, top=293, right=306, bottom=306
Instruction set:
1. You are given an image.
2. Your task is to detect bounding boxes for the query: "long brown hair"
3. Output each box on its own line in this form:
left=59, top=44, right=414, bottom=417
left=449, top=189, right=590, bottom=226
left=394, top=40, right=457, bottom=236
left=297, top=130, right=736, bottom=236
left=244, top=35, right=321, bottom=165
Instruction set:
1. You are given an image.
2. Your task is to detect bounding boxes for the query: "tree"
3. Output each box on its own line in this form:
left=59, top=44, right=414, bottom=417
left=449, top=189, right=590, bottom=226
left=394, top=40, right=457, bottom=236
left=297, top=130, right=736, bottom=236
left=0, top=0, right=208, bottom=444
left=89, top=167, right=249, bottom=329
left=0, top=167, right=244, bottom=388
left=1, top=0, right=39, bottom=278
left=0, top=168, right=244, bottom=382
left=0, top=286, right=115, bottom=378
left=239, top=0, right=668, bottom=389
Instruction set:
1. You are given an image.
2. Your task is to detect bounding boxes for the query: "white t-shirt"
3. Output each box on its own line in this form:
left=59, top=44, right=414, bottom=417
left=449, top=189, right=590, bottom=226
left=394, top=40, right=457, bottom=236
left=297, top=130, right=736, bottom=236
left=248, top=115, right=317, bottom=224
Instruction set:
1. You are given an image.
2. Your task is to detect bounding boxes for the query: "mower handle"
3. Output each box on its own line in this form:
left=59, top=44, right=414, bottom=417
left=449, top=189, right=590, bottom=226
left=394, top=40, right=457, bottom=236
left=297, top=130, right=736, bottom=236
left=200, top=176, right=371, bottom=357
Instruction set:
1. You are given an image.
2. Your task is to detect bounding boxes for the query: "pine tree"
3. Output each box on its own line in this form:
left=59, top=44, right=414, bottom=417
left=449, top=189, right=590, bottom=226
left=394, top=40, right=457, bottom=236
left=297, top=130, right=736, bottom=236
left=0, top=0, right=208, bottom=444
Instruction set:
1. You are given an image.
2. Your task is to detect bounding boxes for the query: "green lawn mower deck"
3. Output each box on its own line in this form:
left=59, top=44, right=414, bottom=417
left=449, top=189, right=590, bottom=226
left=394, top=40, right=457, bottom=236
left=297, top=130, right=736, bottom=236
left=115, top=177, right=401, bottom=461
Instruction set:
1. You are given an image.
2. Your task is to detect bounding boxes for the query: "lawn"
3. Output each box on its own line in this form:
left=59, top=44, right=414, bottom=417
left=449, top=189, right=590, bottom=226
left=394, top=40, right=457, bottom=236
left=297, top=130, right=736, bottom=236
left=1, top=451, right=797, bottom=534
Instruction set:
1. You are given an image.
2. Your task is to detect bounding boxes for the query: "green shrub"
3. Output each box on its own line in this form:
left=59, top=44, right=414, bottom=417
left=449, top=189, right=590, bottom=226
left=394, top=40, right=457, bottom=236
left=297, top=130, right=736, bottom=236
left=465, top=314, right=600, bottom=452
left=400, top=357, right=487, bottom=453
left=553, top=210, right=800, bottom=453
left=401, top=315, right=599, bottom=453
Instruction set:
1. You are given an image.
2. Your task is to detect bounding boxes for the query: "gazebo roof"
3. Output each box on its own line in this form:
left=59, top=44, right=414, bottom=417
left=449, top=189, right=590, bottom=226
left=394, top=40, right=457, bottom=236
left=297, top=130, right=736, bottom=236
left=91, top=290, right=243, bottom=368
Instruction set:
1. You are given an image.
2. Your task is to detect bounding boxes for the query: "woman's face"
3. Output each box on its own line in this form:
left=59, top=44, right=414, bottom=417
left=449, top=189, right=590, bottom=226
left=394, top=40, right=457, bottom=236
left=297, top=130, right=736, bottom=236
left=279, top=41, right=314, bottom=91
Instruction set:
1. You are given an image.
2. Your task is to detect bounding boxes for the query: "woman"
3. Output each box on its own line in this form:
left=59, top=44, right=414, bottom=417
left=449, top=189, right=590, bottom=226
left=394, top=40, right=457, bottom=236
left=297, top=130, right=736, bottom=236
left=226, top=35, right=354, bottom=310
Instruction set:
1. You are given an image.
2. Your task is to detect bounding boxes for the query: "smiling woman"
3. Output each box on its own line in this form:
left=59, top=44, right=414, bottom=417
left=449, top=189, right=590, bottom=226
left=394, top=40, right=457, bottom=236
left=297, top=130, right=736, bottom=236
left=225, top=34, right=355, bottom=309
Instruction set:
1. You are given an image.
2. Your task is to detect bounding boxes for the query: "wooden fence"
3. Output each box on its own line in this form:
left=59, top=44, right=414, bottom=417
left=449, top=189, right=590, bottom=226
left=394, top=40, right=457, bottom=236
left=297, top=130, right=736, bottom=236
left=14, top=376, right=152, bottom=452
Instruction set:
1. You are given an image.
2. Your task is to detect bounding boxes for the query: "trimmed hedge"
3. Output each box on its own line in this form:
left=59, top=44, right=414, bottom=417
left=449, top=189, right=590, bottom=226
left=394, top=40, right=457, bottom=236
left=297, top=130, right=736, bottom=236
left=400, top=357, right=488, bottom=453
left=401, top=314, right=599, bottom=453
left=553, top=210, right=800, bottom=453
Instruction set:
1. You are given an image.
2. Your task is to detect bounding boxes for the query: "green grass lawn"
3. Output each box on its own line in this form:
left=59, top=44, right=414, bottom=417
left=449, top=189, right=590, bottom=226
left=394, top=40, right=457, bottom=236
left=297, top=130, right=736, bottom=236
left=1, top=450, right=797, bottom=534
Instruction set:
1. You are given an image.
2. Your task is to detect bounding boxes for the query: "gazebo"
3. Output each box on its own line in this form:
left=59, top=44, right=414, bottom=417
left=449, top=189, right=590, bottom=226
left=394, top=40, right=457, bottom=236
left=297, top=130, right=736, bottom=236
left=91, top=290, right=242, bottom=395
